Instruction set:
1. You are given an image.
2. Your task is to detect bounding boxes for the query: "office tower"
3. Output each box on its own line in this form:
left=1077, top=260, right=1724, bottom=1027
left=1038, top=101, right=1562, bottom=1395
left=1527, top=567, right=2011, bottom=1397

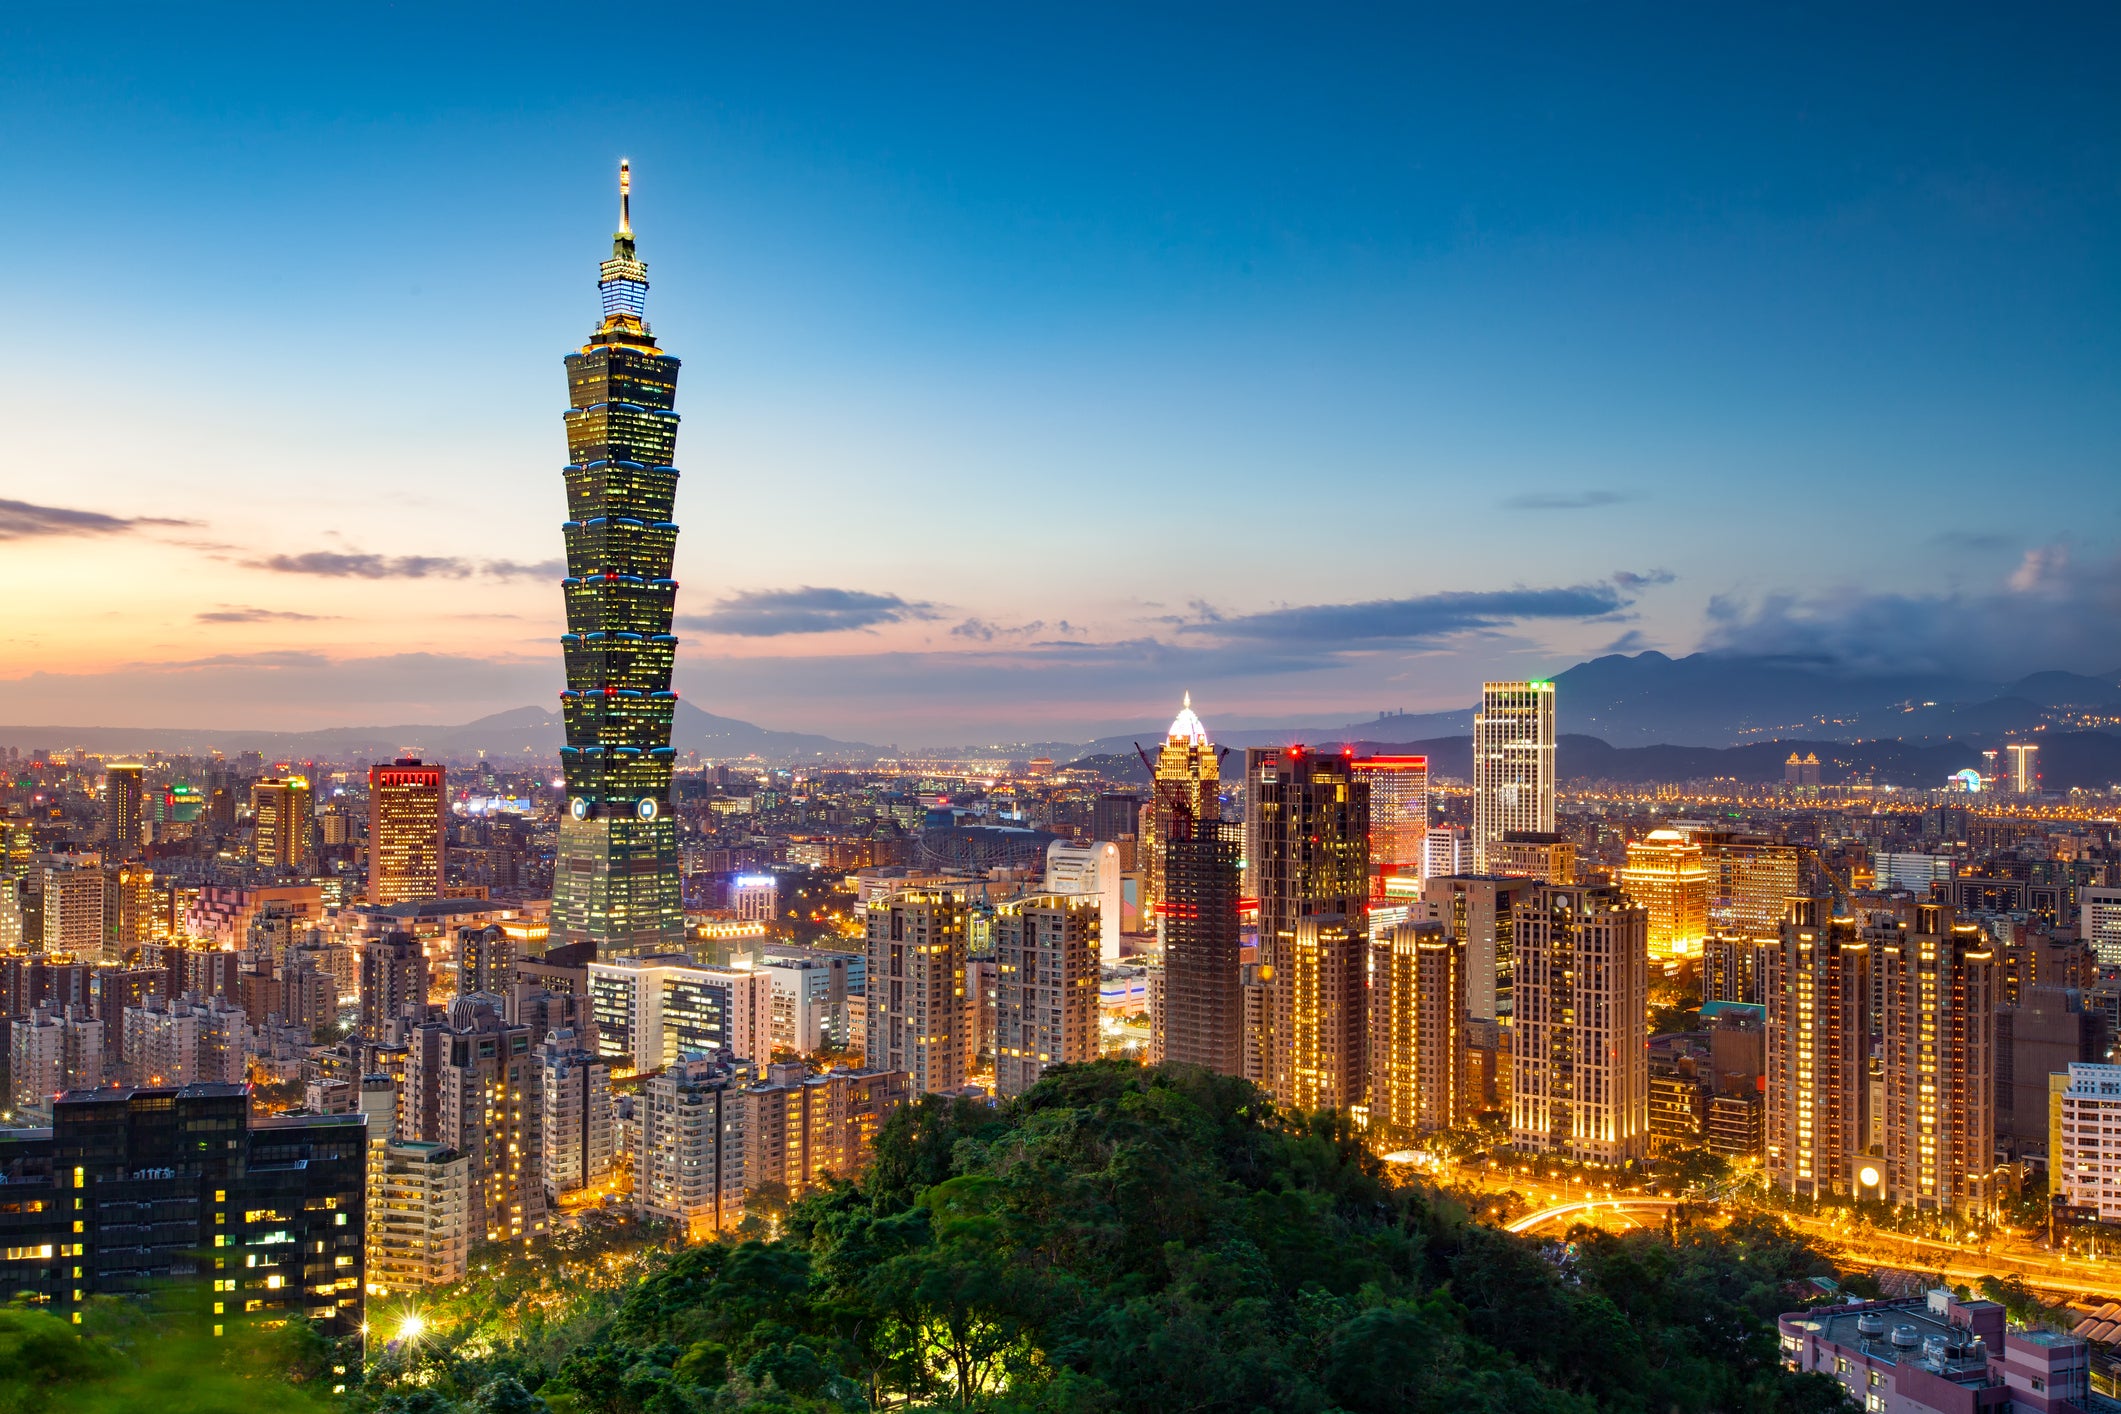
left=994, top=895, right=1099, bottom=1098
left=638, top=1051, right=748, bottom=1238
left=1420, top=825, right=1467, bottom=882
left=1141, top=694, right=1220, bottom=920
left=1692, top=832, right=1801, bottom=934
left=1765, top=900, right=1872, bottom=1199
left=1352, top=756, right=1428, bottom=886
left=1157, top=819, right=1244, bottom=1076
left=552, top=162, right=686, bottom=959
left=367, top=1138, right=472, bottom=1294
left=1366, top=921, right=1464, bottom=1140
left=1490, top=831, right=1576, bottom=885
left=360, top=933, right=426, bottom=1042
left=40, top=862, right=103, bottom=956
left=0, top=1086, right=367, bottom=1331
left=9, top=1006, right=103, bottom=1119
left=742, top=1064, right=909, bottom=1199
left=104, top=764, right=143, bottom=849
left=1510, top=883, right=1649, bottom=1163
left=1878, top=903, right=1995, bottom=1212
left=1092, top=792, right=1142, bottom=843
left=1246, top=748, right=1369, bottom=1107
left=539, top=1028, right=614, bottom=1201
left=99, top=861, right=154, bottom=964
left=2006, top=742, right=2039, bottom=796
left=1618, top=829, right=1711, bottom=959
left=368, top=758, right=446, bottom=904
left=1471, top=681, right=1555, bottom=873
left=1042, top=840, right=1122, bottom=964
left=587, top=955, right=773, bottom=1072
left=422, top=997, right=547, bottom=1242
left=864, top=890, right=970, bottom=1094
left=251, top=778, right=313, bottom=872
left=1419, top=875, right=1529, bottom=1024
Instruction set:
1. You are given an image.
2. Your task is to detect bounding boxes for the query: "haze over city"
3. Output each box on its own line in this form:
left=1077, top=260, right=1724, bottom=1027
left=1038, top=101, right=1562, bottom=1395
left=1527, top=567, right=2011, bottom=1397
left=3, top=6, right=2117, bottom=742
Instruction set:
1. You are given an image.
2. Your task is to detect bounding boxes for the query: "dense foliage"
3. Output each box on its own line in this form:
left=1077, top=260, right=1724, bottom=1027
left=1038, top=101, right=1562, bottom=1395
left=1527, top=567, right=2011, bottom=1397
left=347, top=1061, right=1851, bottom=1414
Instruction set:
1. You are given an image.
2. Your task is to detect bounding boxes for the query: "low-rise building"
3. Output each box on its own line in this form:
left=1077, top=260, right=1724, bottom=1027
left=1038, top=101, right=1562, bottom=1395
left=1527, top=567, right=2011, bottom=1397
left=1777, top=1290, right=2088, bottom=1414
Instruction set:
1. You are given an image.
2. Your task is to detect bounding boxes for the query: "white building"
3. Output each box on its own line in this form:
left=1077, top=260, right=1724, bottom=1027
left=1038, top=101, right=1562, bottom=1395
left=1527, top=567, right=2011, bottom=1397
left=1471, top=682, right=1555, bottom=874
left=1043, top=841, right=1121, bottom=964
left=2059, top=1062, right=2121, bottom=1221
left=540, top=1029, right=615, bottom=1201
left=1420, top=825, right=1468, bottom=884
left=588, top=955, right=774, bottom=1072
left=122, top=995, right=249, bottom=1087
left=760, top=955, right=844, bottom=1055
left=730, top=874, right=779, bottom=923
left=638, top=1052, right=749, bottom=1239
left=40, top=862, right=105, bottom=957
left=2081, top=887, right=2121, bottom=970
left=8, top=1006, right=103, bottom=1118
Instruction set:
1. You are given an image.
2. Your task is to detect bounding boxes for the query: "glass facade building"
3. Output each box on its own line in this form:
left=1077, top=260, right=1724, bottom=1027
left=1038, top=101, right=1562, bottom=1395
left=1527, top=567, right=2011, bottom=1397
left=553, top=162, right=687, bottom=956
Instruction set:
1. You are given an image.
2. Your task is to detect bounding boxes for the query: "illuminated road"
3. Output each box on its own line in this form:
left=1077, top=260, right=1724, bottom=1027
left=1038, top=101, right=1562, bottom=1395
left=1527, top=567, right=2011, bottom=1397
left=1506, top=1196, right=1685, bottom=1234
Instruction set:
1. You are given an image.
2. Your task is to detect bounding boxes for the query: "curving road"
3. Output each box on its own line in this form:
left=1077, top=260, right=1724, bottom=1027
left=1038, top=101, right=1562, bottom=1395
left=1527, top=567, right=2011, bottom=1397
left=1506, top=1195, right=1686, bottom=1234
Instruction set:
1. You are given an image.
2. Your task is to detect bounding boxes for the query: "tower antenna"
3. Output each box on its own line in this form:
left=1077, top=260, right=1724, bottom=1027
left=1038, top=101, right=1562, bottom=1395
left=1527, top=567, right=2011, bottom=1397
left=619, top=159, right=632, bottom=236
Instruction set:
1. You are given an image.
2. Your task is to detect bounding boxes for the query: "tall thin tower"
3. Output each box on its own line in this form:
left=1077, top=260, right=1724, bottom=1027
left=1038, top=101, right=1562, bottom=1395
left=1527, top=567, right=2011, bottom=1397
left=552, top=161, right=686, bottom=957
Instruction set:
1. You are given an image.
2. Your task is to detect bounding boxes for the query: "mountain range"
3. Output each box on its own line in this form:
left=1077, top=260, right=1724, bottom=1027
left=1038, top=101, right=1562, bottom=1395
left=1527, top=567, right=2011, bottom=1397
left=5, top=651, right=2118, bottom=769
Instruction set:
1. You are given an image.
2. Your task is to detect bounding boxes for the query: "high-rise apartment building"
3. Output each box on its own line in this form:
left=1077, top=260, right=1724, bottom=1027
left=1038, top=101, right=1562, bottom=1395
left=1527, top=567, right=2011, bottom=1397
left=8, top=1005, right=103, bottom=1119
left=539, top=1028, right=614, bottom=1201
left=2057, top=1062, right=2121, bottom=1223
left=741, top=1063, right=909, bottom=1200
left=368, top=758, right=446, bottom=905
left=251, top=778, right=313, bottom=873
left=1878, top=904, right=1995, bottom=1212
left=40, top=862, right=103, bottom=957
left=1141, top=694, right=1220, bottom=921
left=416, top=997, right=547, bottom=1243
left=1764, top=900, right=1873, bottom=1199
left=367, top=1137, right=471, bottom=1294
left=552, top=162, right=686, bottom=958
left=1042, top=841, right=1122, bottom=964
left=1418, top=875, right=1530, bottom=1023
left=1619, top=829, right=1711, bottom=959
left=1246, top=748, right=1370, bottom=1108
left=1510, top=883, right=1649, bottom=1163
left=864, top=890, right=970, bottom=1094
left=1286, top=914, right=1366, bottom=1112
left=638, top=1051, right=748, bottom=1238
left=1352, top=756, right=1428, bottom=884
left=1471, top=681, right=1555, bottom=873
left=101, top=861, right=155, bottom=963
left=104, top=764, right=144, bottom=850
left=1489, top=831, right=1576, bottom=886
left=994, top=895, right=1099, bottom=1098
left=360, top=932, right=426, bottom=1043
left=1366, top=921, right=1464, bottom=1140
left=1156, top=818, right=1244, bottom=1076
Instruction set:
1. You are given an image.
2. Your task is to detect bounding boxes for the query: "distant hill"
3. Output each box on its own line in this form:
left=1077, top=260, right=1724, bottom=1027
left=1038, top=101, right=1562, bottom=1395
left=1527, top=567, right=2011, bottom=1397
left=0, top=698, right=882, bottom=765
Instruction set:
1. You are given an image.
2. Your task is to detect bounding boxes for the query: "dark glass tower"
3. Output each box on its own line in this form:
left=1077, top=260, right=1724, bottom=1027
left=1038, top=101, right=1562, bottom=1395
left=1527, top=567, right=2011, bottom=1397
left=553, top=161, right=686, bottom=956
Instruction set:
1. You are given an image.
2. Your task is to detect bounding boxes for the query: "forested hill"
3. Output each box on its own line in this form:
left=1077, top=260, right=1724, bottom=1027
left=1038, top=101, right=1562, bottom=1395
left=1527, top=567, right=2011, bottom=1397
left=343, top=1061, right=1849, bottom=1414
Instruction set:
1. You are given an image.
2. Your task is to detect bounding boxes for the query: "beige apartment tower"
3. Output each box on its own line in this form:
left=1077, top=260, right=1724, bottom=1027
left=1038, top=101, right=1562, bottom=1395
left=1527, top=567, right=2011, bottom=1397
left=1764, top=899, right=1872, bottom=1200
left=1510, top=883, right=1649, bottom=1163
left=994, top=895, right=1100, bottom=1098
left=864, top=890, right=971, bottom=1094
left=1366, top=920, right=1464, bottom=1139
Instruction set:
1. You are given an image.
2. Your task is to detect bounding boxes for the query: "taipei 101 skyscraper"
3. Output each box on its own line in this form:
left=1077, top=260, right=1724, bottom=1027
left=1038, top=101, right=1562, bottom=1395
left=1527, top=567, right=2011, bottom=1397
left=552, top=162, right=686, bottom=957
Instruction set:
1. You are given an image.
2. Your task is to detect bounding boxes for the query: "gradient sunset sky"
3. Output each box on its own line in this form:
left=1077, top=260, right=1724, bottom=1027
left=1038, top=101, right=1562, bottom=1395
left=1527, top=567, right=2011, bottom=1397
left=2, top=5, right=2117, bottom=743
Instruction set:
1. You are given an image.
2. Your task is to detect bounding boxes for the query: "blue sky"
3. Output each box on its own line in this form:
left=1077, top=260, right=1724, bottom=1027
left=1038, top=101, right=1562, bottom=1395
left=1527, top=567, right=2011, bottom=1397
left=1, top=4, right=2116, bottom=743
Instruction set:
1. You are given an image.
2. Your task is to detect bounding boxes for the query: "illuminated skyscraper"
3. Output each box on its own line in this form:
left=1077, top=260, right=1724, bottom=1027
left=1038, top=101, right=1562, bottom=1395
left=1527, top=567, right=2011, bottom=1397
left=1764, top=899, right=1872, bottom=1200
left=1878, top=903, right=1996, bottom=1212
left=369, top=758, right=446, bottom=904
left=1471, top=681, right=1555, bottom=873
left=993, top=895, right=1099, bottom=1098
left=1246, top=747, right=1370, bottom=1108
left=1366, top=920, right=1463, bottom=1140
left=1140, top=694, right=1220, bottom=921
left=1157, top=819, right=1244, bottom=1076
left=104, top=764, right=143, bottom=850
left=1618, top=828, right=1711, bottom=959
left=2005, top=742, right=2039, bottom=796
left=1351, top=755, right=1427, bottom=887
left=251, top=778, right=312, bottom=873
left=864, top=890, right=970, bottom=1095
left=553, top=161, right=686, bottom=958
left=1510, top=883, right=1648, bottom=1163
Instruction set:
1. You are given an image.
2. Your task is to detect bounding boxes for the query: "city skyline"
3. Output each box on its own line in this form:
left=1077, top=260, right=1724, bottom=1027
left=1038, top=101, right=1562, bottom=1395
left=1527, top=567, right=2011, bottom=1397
left=3, top=8, right=2118, bottom=743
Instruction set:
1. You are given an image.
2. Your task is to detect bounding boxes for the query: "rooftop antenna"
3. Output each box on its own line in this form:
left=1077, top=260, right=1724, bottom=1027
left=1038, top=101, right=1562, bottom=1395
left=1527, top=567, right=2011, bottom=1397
left=618, top=159, right=633, bottom=236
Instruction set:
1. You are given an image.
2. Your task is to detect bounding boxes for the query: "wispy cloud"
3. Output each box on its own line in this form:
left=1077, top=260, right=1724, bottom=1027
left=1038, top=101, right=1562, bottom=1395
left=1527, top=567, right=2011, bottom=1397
left=244, top=551, right=562, bottom=580
left=195, top=606, right=333, bottom=624
left=1612, top=568, right=1676, bottom=589
left=0, top=499, right=197, bottom=541
left=1187, top=585, right=1629, bottom=647
left=678, top=587, right=939, bottom=637
left=951, top=617, right=1046, bottom=642
left=1501, top=489, right=1631, bottom=511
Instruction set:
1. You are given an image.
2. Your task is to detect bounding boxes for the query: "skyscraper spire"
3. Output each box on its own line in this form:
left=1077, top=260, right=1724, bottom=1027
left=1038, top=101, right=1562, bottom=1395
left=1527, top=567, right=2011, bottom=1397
left=598, top=159, right=650, bottom=331
left=618, top=158, right=632, bottom=237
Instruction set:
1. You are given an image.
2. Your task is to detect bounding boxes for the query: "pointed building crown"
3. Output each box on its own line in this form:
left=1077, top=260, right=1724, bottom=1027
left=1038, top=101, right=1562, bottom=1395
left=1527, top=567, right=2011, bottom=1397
left=1167, top=691, right=1209, bottom=747
left=597, top=159, right=651, bottom=330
